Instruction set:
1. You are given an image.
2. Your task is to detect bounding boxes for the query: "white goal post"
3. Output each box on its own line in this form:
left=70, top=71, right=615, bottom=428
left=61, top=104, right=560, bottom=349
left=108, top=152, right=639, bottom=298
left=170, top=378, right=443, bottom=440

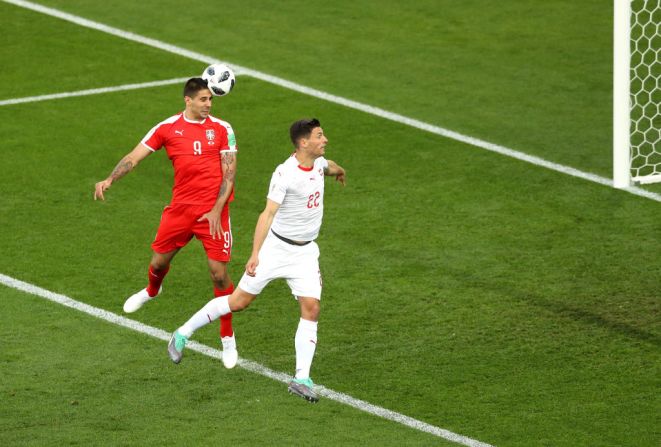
left=614, top=0, right=661, bottom=187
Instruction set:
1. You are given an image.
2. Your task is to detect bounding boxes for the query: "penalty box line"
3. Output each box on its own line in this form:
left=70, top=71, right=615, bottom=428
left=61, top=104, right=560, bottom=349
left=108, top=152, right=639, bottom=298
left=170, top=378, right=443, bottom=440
left=2, top=0, right=660, bottom=203
left=0, top=273, right=495, bottom=447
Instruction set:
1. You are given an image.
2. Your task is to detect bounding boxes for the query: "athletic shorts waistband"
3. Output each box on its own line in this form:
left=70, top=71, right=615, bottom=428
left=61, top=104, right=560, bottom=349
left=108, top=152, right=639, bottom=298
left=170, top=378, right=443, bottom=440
left=271, top=229, right=312, bottom=246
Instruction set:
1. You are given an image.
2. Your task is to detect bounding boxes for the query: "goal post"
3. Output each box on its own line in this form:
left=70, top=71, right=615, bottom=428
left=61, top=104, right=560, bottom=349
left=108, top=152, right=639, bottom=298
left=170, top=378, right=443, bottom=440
left=613, top=0, right=661, bottom=188
left=613, top=0, right=631, bottom=188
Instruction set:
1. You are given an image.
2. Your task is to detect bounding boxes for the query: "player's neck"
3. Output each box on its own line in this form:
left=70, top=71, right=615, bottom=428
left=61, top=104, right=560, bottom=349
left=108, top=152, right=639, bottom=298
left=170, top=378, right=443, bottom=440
left=294, top=152, right=316, bottom=168
left=183, top=109, right=206, bottom=123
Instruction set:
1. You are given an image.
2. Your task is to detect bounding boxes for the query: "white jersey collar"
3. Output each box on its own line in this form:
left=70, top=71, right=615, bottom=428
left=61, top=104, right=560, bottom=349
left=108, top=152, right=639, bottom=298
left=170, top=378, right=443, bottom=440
left=182, top=112, right=206, bottom=124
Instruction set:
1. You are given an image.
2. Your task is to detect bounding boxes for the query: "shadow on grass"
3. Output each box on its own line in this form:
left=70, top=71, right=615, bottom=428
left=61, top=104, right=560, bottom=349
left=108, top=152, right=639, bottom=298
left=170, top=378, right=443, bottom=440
left=450, top=267, right=661, bottom=348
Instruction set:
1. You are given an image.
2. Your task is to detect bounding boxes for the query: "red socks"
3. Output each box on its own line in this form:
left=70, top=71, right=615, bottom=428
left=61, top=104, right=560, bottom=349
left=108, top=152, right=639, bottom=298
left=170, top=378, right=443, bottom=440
left=215, top=284, right=234, bottom=338
left=146, top=265, right=169, bottom=297
left=146, top=264, right=233, bottom=337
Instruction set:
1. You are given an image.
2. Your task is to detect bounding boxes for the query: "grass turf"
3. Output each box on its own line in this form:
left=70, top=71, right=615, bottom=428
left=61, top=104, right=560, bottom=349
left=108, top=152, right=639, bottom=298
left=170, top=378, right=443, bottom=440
left=1, top=2, right=659, bottom=446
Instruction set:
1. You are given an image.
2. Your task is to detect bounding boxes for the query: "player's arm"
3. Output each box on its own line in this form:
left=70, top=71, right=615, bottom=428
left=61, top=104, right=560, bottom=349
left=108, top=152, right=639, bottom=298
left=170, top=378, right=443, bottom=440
left=198, top=150, right=237, bottom=239
left=245, top=199, right=280, bottom=276
left=94, top=143, right=152, bottom=201
left=324, top=159, right=346, bottom=185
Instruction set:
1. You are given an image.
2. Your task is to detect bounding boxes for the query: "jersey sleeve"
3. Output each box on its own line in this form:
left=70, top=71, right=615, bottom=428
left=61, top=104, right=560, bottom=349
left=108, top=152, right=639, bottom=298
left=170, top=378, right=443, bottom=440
left=218, top=122, right=237, bottom=153
left=267, top=166, right=287, bottom=204
left=141, top=122, right=166, bottom=151
left=318, top=157, right=329, bottom=170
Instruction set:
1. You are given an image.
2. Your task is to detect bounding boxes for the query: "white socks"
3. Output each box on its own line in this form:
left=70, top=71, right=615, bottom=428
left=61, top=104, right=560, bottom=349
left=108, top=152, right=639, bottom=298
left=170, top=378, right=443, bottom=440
left=294, top=318, right=318, bottom=380
left=178, top=295, right=231, bottom=338
left=178, top=299, right=319, bottom=380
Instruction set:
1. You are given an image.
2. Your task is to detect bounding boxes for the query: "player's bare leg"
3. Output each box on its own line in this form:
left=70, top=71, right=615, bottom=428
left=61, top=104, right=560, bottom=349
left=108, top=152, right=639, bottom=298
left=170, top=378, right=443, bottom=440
left=209, top=259, right=238, bottom=368
left=170, top=287, right=256, bottom=364
left=123, top=249, right=179, bottom=313
left=288, top=296, right=320, bottom=403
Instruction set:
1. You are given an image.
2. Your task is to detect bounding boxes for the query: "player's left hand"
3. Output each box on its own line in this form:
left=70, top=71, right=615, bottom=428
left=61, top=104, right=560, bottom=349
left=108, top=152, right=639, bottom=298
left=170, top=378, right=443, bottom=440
left=198, top=211, right=223, bottom=240
left=335, top=169, right=346, bottom=186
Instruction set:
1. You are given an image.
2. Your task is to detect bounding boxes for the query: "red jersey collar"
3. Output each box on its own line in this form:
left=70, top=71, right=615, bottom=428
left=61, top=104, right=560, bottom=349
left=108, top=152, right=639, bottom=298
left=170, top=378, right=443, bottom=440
left=292, top=153, right=315, bottom=171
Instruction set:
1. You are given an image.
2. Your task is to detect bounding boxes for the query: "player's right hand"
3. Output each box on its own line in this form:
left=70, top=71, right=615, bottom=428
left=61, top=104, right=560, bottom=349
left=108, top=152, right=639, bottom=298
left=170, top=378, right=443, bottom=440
left=94, top=179, right=112, bottom=201
left=197, top=210, right=223, bottom=240
left=245, top=255, right=259, bottom=277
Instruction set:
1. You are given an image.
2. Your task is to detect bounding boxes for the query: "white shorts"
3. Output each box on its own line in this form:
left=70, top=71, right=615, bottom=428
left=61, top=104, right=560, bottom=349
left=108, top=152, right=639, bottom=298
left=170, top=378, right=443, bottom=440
left=238, top=232, right=322, bottom=299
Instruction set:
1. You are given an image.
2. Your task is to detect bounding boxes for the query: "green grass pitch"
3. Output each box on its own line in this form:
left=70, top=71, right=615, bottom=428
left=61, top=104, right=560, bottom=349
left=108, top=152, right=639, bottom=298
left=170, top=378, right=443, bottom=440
left=0, top=1, right=659, bottom=446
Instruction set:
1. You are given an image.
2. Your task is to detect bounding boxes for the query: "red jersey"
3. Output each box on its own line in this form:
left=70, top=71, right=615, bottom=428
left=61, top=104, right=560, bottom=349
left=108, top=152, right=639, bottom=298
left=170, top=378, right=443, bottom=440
left=141, top=113, right=237, bottom=206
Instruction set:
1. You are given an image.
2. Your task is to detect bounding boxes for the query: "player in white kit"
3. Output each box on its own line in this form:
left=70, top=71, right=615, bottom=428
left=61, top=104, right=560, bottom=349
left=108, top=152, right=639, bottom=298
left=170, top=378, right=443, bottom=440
left=168, top=118, right=346, bottom=403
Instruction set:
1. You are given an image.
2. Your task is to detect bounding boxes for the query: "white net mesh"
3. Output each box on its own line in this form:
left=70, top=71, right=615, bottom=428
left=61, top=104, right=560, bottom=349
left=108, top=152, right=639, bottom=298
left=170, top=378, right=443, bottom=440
left=630, top=0, right=661, bottom=183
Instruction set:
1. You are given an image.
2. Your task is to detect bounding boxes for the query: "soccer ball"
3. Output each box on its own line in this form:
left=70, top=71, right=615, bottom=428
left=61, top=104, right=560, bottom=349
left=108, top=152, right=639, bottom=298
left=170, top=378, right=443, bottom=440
left=201, top=64, right=236, bottom=96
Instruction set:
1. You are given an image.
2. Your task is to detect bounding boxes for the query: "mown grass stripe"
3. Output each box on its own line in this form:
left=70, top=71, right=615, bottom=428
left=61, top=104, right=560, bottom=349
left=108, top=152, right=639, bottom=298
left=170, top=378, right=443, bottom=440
left=0, top=78, right=189, bottom=106
left=3, top=0, right=659, bottom=203
left=0, top=272, right=494, bottom=447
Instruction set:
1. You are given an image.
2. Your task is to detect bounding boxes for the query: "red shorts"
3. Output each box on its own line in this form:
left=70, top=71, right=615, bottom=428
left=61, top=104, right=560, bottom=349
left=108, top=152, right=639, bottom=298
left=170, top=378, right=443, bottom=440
left=151, top=203, right=232, bottom=262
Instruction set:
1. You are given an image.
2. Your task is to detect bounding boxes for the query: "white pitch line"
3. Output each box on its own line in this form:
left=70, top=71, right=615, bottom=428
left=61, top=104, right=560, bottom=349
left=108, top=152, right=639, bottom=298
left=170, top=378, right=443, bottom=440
left=0, top=273, right=494, bottom=447
left=3, top=0, right=661, bottom=203
left=0, top=78, right=189, bottom=106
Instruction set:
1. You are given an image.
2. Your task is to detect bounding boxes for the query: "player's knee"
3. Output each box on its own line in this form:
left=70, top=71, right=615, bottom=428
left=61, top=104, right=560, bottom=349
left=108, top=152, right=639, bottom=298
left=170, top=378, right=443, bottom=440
left=229, top=291, right=254, bottom=312
left=150, top=259, right=170, bottom=271
left=300, top=299, right=320, bottom=321
left=210, top=270, right=229, bottom=285
left=230, top=299, right=249, bottom=312
left=305, top=309, right=320, bottom=321
left=151, top=250, right=176, bottom=271
left=231, top=300, right=248, bottom=312
left=209, top=265, right=230, bottom=287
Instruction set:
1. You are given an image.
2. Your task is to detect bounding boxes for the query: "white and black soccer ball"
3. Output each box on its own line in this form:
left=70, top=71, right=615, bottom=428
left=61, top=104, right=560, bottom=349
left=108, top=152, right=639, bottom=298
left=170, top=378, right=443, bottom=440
left=201, top=64, right=236, bottom=96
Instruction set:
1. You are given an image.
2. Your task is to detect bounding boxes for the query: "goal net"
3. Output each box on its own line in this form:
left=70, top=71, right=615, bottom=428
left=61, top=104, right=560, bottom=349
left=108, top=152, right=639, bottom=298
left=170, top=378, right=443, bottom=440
left=614, top=0, right=661, bottom=186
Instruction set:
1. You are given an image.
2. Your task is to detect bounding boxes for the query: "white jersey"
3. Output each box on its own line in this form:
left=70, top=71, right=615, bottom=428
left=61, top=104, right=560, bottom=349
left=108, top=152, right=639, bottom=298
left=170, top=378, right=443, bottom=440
left=267, top=155, right=328, bottom=241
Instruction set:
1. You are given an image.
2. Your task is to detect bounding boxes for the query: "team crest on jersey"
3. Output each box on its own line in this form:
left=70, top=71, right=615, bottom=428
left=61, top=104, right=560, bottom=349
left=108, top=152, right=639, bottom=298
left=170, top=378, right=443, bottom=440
left=206, top=129, right=215, bottom=141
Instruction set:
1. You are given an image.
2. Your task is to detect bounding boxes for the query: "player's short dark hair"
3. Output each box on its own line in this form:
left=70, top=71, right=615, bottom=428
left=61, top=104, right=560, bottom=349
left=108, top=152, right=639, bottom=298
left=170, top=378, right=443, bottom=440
left=183, top=77, right=210, bottom=98
left=290, top=118, right=321, bottom=148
